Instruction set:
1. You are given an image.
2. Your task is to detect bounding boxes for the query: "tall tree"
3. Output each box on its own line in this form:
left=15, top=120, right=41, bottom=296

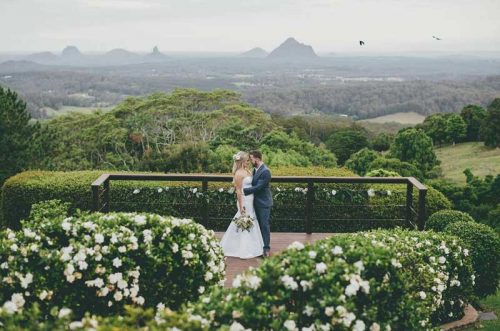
left=0, top=87, right=40, bottom=184
left=480, top=98, right=500, bottom=147
left=326, top=129, right=369, bottom=165
left=420, top=114, right=448, bottom=146
left=460, top=105, right=486, bottom=141
left=389, top=128, right=439, bottom=173
left=446, top=114, right=467, bottom=145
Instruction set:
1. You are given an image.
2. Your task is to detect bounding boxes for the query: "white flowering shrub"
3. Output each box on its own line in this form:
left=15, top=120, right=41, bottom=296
left=355, top=230, right=475, bottom=324
left=0, top=209, right=225, bottom=319
left=188, top=230, right=474, bottom=330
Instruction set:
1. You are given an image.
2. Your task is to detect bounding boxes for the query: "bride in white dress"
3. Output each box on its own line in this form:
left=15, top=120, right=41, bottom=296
left=220, top=151, right=264, bottom=259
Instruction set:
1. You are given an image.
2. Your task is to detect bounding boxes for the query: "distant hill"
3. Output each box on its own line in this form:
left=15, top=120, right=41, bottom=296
left=240, top=47, right=268, bottom=58
left=143, top=46, right=169, bottom=62
left=267, top=37, right=318, bottom=59
left=61, top=46, right=84, bottom=59
left=25, top=52, right=59, bottom=64
left=103, top=48, right=139, bottom=61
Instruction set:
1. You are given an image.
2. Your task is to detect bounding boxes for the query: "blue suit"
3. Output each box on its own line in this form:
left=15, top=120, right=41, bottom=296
left=243, top=164, right=272, bottom=251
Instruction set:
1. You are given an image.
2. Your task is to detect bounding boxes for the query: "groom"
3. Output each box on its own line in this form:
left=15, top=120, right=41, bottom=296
left=243, top=150, right=273, bottom=258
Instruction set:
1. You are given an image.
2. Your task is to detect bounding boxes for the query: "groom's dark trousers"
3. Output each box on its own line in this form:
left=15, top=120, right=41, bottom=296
left=243, top=164, right=273, bottom=252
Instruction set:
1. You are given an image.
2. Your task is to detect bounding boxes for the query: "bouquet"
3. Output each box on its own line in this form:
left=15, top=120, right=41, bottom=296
left=233, top=213, right=254, bottom=232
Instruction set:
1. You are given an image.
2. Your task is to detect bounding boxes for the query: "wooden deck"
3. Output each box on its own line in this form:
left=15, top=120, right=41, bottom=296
left=214, top=232, right=334, bottom=287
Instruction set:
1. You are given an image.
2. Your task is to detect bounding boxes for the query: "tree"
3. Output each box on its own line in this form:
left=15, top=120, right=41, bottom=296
left=480, top=98, right=500, bottom=147
left=372, top=133, right=393, bottom=152
left=368, top=157, right=423, bottom=180
left=0, top=87, right=41, bottom=184
left=345, top=148, right=379, bottom=176
left=326, top=129, right=369, bottom=165
left=445, top=114, right=467, bottom=145
left=420, top=114, right=447, bottom=146
left=389, top=128, right=439, bottom=173
left=460, top=105, right=486, bottom=141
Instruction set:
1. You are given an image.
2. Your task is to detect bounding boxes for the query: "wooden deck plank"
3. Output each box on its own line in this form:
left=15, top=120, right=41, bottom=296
left=214, top=232, right=334, bottom=287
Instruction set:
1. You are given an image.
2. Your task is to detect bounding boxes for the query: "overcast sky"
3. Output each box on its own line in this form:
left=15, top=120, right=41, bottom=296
left=1, top=0, right=500, bottom=54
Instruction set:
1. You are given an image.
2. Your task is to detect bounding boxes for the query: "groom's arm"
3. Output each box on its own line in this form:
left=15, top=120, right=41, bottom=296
left=243, top=170, right=271, bottom=196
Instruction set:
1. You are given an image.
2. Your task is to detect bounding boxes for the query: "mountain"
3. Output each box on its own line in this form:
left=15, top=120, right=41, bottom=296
left=61, top=46, right=83, bottom=59
left=267, top=37, right=318, bottom=59
left=143, top=46, right=169, bottom=62
left=240, top=47, right=268, bottom=58
left=25, top=52, right=59, bottom=64
left=99, top=48, right=141, bottom=65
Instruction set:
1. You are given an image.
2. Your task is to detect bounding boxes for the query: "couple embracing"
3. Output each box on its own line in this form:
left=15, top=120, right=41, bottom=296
left=220, top=150, right=273, bottom=259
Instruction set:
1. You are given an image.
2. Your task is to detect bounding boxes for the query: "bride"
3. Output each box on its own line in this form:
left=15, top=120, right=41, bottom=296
left=220, top=151, right=264, bottom=259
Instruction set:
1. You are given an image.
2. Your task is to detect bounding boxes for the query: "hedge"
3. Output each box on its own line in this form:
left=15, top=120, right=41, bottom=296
left=189, top=229, right=474, bottom=329
left=444, top=221, right=500, bottom=298
left=0, top=202, right=225, bottom=318
left=1, top=168, right=445, bottom=232
left=1, top=228, right=475, bottom=330
left=426, top=210, right=475, bottom=232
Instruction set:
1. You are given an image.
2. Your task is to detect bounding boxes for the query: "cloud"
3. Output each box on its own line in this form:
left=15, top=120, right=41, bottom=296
left=78, top=0, right=155, bottom=10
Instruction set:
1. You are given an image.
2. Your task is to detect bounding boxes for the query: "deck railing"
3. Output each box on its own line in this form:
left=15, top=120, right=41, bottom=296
left=91, top=174, right=427, bottom=233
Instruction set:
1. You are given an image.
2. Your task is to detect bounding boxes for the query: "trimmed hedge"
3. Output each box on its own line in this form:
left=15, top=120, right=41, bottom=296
left=444, top=221, right=500, bottom=298
left=1, top=168, right=446, bottom=232
left=189, top=229, right=474, bottom=329
left=0, top=227, right=475, bottom=330
left=426, top=210, right=475, bottom=232
left=0, top=203, right=225, bottom=318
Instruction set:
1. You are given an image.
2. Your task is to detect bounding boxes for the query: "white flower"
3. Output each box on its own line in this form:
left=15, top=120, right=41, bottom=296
left=300, top=280, right=312, bottom=291
left=370, top=323, right=381, bottom=331
left=192, top=188, right=198, bottom=194
left=157, top=188, right=163, bottom=193
left=11, top=293, right=25, bottom=308
left=332, top=246, right=343, bottom=255
left=133, top=189, right=140, bottom=194
left=38, top=290, right=48, bottom=300
left=325, top=306, right=334, bottom=316
left=419, top=291, right=427, bottom=299
left=198, top=286, right=205, bottom=294
left=232, top=277, right=242, bottom=288
left=308, top=251, right=317, bottom=259
left=316, top=262, right=327, bottom=274
left=342, top=312, right=356, bottom=327
left=345, top=282, right=360, bottom=297
left=118, top=246, right=127, bottom=253
left=218, top=188, right=224, bottom=192
left=205, top=271, right=213, bottom=281
left=281, top=275, right=299, bottom=290
left=331, top=190, right=337, bottom=196
left=58, top=308, right=72, bottom=319
left=353, top=320, right=366, bottom=331
left=94, top=233, right=104, bottom=244
left=229, top=321, right=246, bottom=331
left=247, top=275, right=262, bottom=289
left=62, top=220, right=71, bottom=231
left=463, top=249, right=469, bottom=256
left=113, top=258, right=122, bottom=268
left=303, top=305, right=314, bottom=316
left=19, top=273, right=33, bottom=289
left=108, top=272, right=123, bottom=284
left=438, top=256, right=446, bottom=264
left=2, top=301, right=17, bottom=314
left=136, top=296, right=145, bottom=305
left=284, top=320, right=297, bottom=331
left=171, top=243, right=179, bottom=253
left=114, top=291, right=123, bottom=301
left=189, top=233, right=196, bottom=240
left=69, top=321, right=84, bottom=330
left=354, top=260, right=365, bottom=273
left=288, top=241, right=305, bottom=250
left=134, top=215, right=147, bottom=225
left=367, top=189, right=375, bottom=197
left=387, top=190, right=392, bottom=196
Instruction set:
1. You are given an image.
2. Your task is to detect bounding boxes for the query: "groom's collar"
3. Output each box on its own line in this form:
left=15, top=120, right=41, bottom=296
left=255, top=163, right=264, bottom=172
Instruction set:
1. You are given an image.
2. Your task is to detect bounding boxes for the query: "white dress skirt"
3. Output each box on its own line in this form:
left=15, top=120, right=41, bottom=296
left=220, top=176, right=264, bottom=259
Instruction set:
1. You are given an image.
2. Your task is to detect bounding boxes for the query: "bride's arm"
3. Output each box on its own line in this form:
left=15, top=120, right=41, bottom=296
left=234, top=173, right=246, bottom=214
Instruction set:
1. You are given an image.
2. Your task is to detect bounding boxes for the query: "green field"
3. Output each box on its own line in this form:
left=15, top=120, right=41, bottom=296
left=360, top=111, right=426, bottom=124
left=42, top=106, right=115, bottom=117
left=435, top=142, right=500, bottom=184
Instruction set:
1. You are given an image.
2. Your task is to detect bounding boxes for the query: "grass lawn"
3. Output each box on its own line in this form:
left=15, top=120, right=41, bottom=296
left=360, top=111, right=426, bottom=125
left=466, top=292, right=499, bottom=330
left=435, top=142, right=500, bottom=185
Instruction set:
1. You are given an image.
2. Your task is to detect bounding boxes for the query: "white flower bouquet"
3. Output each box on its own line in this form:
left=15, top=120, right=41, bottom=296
left=233, top=214, right=254, bottom=232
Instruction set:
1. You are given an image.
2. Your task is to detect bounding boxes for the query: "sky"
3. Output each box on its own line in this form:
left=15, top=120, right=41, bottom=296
left=1, top=0, right=500, bottom=54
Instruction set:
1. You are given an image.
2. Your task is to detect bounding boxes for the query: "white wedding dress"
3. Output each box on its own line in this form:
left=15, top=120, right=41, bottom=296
left=220, top=176, right=264, bottom=259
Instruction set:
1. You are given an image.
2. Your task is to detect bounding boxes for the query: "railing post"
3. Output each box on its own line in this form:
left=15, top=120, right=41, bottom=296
left=92, top=185, right=100, bottom=212
left=201, top=179, right=209, bottom=227
left=417, top=188, right=427, bottom=230
left=305, top=180, right=314, bottom=234
left=103, top=178, right=110, bottom=213
left=405, top=181, right=413, bottom=228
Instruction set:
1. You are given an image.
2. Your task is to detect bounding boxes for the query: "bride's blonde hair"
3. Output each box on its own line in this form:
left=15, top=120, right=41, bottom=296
left=232, top=151, right=249, bottom=175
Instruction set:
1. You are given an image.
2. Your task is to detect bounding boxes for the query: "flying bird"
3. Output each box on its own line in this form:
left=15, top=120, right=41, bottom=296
left=432, top=36, right=442, bottom=40
left=359, top=40, right=365, bottom=46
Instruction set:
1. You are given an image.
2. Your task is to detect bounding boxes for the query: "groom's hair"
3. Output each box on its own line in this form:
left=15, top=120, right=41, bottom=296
left=249, top=150, right=262, bottom=160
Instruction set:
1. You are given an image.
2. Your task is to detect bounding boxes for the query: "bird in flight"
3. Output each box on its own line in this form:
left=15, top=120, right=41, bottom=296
left=432, top=36, right=442, bottom=40
left=359, top=40, right=365, bottom=46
